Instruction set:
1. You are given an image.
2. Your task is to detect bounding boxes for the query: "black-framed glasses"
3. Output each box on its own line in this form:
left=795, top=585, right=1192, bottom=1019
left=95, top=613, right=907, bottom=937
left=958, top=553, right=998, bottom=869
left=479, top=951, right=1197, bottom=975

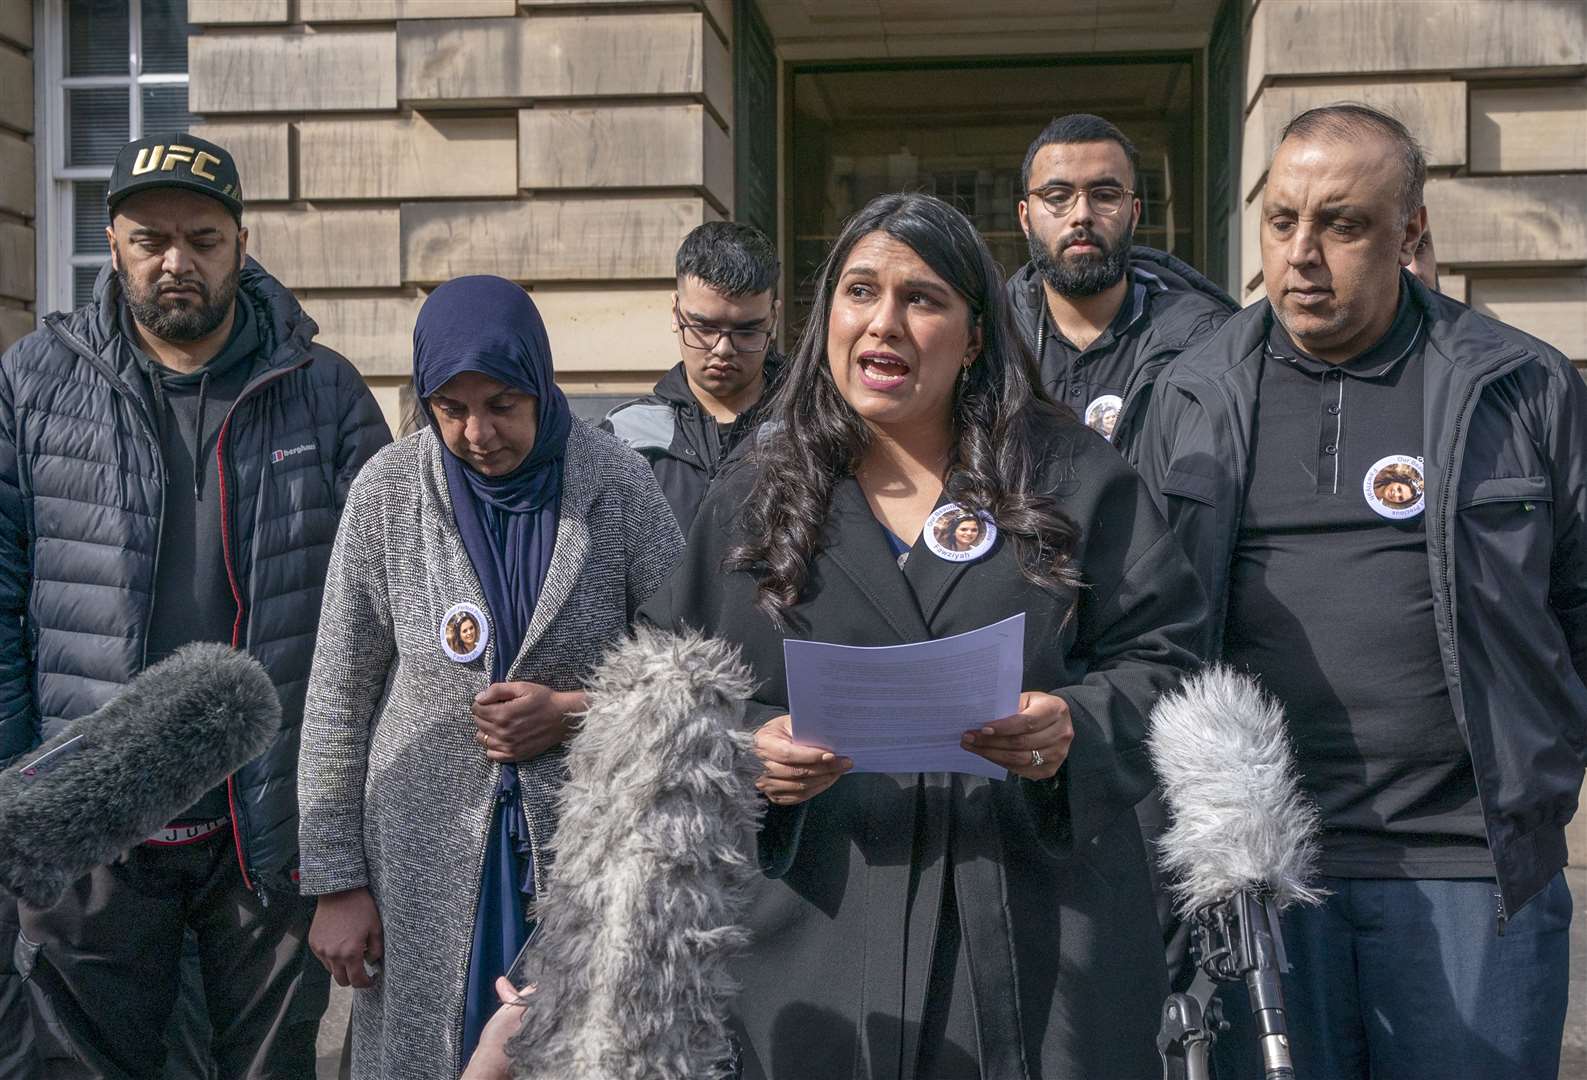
left=1026, top=184, right=1136, bottom=217
left=673, top=301, right=776, bottom=353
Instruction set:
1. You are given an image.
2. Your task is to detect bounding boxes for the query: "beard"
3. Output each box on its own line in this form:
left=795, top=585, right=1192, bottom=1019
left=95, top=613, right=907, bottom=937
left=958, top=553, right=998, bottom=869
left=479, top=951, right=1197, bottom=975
left=117, top=243, right=242, bottom=343
left=1028, top=221, right=1133, bottom=298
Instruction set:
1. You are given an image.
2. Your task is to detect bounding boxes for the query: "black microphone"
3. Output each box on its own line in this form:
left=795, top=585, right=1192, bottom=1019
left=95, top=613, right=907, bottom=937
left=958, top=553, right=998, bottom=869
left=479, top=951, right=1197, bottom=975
left=0, top=643, right=280, bottom=908
left=1148, top=666, right=1323, bottom=1080
left=504, top=627, right=763, bottom=1080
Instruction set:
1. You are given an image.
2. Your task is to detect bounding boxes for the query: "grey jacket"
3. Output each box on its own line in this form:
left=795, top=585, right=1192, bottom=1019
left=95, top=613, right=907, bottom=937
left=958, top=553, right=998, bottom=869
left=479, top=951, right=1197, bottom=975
left=0, top=258, right=389, bottom=895
left=1135, top=274, right=1587, bottom=920
left=298, top=422, right=683, bottom=1079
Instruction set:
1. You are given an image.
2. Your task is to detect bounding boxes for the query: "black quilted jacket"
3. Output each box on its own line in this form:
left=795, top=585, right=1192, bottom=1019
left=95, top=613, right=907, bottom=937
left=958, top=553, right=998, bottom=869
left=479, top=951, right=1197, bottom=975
left=0, top=257, right=390, bottom=899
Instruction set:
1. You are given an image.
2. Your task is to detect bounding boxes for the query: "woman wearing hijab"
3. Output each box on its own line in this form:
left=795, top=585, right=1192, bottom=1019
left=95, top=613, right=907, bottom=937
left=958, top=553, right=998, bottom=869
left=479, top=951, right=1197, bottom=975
left=641, top=193, right=1206, bottom=1078
left=297, top=276, right=683, bottom=1079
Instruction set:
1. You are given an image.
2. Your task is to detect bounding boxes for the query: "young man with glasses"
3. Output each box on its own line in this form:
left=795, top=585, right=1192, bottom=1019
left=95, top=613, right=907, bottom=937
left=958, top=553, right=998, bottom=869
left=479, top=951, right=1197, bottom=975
left=1009, top=113, right=1236, bottom=460
left=603, top=222, right=782, bottom=534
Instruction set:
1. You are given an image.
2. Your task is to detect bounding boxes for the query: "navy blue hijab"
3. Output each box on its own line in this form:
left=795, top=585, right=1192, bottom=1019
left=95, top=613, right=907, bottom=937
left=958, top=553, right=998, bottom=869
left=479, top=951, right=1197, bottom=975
left=413, top=276, right=573, bottom=681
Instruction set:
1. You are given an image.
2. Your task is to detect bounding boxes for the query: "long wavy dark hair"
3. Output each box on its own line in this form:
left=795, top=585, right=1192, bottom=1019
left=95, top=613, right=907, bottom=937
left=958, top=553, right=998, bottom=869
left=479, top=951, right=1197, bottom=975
left=728, top=191, right=1083, bottom=626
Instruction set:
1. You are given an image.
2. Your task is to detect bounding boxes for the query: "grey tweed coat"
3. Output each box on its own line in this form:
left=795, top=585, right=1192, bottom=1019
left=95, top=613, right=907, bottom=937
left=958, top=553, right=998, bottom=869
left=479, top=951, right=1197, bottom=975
left=298, top=421, right=683, bottom=1080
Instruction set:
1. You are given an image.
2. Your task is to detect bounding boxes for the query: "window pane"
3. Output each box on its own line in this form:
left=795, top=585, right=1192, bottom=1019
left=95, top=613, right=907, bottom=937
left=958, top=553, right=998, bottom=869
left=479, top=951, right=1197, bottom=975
left=74, top=266, right=103, bottom=310
left=141, top=0, right=192, bottom=75
left=140, top=84, right=192, bottom=137
left=66, top=87, right=131, bottom=167
left=68, top=0, right=131, bottom=77
left=73, top=182, right=111, bottom=257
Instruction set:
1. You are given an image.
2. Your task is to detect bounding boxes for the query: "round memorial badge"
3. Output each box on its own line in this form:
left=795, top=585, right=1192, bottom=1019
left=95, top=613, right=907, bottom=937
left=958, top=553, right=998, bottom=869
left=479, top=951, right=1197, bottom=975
left=923, top=503, right=997, bottom=563
left=1363, top=455, right=1425, bottom=520
left=1084, top=394, right=1123, bottom=441
left=440, top=601, right=489, bottom=663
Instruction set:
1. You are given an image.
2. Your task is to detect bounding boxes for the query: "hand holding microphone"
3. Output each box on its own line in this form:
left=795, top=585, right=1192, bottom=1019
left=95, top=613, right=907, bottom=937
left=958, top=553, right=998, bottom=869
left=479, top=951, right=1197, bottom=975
left=1148, top=666, right=1323, bottom=1080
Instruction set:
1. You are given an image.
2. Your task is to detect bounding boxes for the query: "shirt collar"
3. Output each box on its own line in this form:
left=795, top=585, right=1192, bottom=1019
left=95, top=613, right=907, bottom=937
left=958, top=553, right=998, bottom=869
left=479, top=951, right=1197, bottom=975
left=1047, top=273, right=1150, bottom=356
left=1266, top=278, right=1424, bottom=380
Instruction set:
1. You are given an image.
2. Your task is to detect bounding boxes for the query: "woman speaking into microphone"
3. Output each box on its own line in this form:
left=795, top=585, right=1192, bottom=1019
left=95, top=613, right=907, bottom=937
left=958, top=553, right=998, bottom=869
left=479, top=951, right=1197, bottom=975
left=642, top=192, right=1206, bottom=1079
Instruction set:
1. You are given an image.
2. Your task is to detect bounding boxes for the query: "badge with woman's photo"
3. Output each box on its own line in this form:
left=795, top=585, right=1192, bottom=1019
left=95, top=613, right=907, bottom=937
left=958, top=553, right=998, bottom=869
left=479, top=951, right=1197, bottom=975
left=1363, top=455, right=1425, bottom=520
left=1084, top=394, right=1123, bottom=441
left=440, top=601, right=489, bottom=663
left=923, top=503, right=997, bottom=563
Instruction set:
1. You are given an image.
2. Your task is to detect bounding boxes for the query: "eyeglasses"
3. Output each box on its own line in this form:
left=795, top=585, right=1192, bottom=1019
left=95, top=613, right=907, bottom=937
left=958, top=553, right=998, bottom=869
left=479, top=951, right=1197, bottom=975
left=673, top=301, right=776, bottom=353
left=1025, top=184, right=1136, bottom=217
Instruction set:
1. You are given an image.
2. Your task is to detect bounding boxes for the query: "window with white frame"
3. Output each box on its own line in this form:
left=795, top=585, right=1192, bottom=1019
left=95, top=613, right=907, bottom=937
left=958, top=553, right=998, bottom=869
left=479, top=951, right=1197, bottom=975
left=39, top=0, right=194, bottom=311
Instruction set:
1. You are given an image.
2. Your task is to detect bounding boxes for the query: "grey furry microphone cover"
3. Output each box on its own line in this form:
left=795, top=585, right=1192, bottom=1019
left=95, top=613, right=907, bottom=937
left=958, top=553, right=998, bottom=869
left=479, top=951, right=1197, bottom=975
left=0, top=642, right=280, bottom=907
left=1147, top=665, right=1323, bottom=915
left=506, top=627, right=764, bottom=1080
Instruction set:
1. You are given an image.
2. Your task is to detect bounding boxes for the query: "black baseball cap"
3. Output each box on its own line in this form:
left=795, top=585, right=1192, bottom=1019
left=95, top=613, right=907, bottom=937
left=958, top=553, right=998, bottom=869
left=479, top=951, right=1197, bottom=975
left=107, top=132, right=244, bottom=221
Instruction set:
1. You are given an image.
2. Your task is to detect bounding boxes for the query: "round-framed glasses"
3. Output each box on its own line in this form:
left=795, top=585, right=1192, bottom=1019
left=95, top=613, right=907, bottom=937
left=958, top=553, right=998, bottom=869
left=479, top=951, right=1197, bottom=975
left=1025, top=185, right=1136, bottom=217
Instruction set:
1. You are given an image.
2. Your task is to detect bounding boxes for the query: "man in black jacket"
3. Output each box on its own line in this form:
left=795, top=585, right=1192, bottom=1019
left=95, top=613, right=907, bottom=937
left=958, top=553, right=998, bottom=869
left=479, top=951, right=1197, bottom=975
left=1008, top=113, right=1235, bottom=462
left=603, top=222, right=781, bottom=534
left=1137, top=105, right=1581, bottom=1080
left=1, top=133, right=390, bottom=1078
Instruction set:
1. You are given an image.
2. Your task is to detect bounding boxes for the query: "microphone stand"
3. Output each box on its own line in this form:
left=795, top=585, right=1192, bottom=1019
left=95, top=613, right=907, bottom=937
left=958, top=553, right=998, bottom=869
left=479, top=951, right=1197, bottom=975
left=1158, top=888, right=1297, bottom=1080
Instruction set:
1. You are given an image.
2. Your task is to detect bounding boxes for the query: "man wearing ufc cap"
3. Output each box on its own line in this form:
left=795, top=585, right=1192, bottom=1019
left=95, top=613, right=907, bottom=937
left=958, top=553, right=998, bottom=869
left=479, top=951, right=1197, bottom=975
left=1, top=133, right=389, bottom=1077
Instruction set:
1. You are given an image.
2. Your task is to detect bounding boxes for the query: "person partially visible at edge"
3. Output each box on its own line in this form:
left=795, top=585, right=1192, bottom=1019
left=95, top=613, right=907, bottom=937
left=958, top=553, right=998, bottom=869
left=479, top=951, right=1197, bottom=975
left=1009, top=112, right=1237, bottom=459
left=1136, top=103, right=1582, bottom=1080
left=1409, top=224, right=1441, bottom=292
left=0, top=132, right=390, bottom=1078
left=602, top=221, right=783, bottom=534
left=297, top=276, right=683, bottom=1080
left=639, top=191, right=1207, bottom=1079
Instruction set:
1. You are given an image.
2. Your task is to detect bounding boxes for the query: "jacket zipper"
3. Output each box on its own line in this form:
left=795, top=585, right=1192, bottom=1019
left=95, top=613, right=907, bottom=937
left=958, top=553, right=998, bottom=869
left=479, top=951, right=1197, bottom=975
left=213, top=361, right=311, bottom=895
left=1435, top=350, right=1526, bottom=931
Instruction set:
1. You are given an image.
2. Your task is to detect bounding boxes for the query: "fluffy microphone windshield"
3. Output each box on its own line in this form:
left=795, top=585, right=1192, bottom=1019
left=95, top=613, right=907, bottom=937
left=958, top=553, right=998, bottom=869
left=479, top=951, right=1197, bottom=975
left=507, top=627, right=763, bottom=1080
left=0, top=643, right=280, bottom=908
left=1147, top=666, right=1322, bottom=916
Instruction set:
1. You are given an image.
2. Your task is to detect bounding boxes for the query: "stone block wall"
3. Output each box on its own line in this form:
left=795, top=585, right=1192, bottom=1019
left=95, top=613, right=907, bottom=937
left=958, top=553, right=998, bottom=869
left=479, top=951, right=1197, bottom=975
left=1239, top=0, right=1587, bottom=364
left=187, top=0, right=733, bottom=430
left=0, top=0, right=33, bottom=351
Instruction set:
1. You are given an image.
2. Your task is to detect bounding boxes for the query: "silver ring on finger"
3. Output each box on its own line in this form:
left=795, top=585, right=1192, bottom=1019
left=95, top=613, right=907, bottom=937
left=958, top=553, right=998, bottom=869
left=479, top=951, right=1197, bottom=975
left=1031, top=748, right=1045, bottom=768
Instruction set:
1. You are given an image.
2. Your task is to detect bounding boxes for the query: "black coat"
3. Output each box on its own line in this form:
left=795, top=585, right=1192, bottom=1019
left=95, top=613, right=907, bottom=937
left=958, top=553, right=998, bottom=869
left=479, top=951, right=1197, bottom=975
left=641, top=418, right=1207, bottom=1079
left=1135, top=272, right=1587, bottom=921
left=0, top=258, right=391, bottom=894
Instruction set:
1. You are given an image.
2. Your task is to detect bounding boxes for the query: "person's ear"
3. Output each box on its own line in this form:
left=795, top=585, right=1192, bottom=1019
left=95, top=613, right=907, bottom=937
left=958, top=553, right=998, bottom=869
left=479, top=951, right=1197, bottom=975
left=107, top=227, right=120, bottom=272
left=237, top=225, right=249, bottom=263
left=670, top=291, right=680, bottom=333
left=1129, top=194, right=1143, bottom=234
left=1398, top=206, right=1428, bottom=267
left=1017, top=199, right=1031, bottom=239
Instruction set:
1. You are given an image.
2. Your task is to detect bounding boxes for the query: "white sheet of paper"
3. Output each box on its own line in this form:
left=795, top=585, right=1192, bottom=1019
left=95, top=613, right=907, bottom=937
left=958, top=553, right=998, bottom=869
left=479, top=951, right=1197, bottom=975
left=783, top=613, right=1025, bottom=778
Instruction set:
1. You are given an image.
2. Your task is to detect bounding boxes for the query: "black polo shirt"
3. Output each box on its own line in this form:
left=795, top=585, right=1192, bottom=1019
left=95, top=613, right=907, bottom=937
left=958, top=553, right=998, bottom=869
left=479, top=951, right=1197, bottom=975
left=1037, top=275, right=1148, bottom=436
left=1222, top=289, right=1490, bottom=878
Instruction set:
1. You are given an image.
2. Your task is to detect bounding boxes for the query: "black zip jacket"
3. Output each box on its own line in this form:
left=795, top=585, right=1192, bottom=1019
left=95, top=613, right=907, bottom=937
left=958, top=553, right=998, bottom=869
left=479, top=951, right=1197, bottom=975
left=601, top=356, right=782, bottom=534
left=1007, top=246, right=1236, bottom=463
left=1135, top=273, right=1587, bottom=921
left=0, top=258, right=390, bottom=898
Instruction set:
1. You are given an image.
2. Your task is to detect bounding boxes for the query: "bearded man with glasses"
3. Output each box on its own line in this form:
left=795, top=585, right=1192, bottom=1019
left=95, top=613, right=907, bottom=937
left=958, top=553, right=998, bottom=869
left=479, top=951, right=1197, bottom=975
left=603, top=222, right=783, bottom=534
left=1009, top=113, right=1236, bottom=460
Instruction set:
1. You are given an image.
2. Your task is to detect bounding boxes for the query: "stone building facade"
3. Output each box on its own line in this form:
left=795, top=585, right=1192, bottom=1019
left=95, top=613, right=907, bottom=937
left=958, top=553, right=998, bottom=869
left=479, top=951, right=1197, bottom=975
left=3, top=0, right=1585, bottom=439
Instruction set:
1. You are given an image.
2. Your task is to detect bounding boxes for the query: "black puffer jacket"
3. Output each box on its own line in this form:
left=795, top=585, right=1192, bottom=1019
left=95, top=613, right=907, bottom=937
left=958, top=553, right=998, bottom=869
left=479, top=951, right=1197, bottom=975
left=0, top=258, right=390, bottom=899
left=1007, top=246, right=1236, bottom=463
left=1136, top=274, right=1587, bottom=920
